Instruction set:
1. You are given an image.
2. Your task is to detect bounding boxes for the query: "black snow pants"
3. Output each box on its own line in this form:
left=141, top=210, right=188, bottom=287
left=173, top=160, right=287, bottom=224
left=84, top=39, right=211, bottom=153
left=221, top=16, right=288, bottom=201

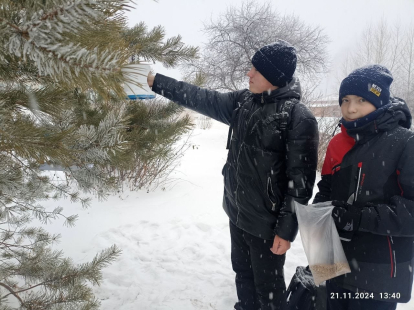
left=230, top=221, right=286, bottom=310
left=326, top=280, right=397, bottom=310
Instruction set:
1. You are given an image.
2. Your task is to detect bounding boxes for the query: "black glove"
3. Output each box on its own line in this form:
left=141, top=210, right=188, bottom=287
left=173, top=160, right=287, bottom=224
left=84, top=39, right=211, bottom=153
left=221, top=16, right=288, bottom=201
left=331, top=200, right=362, bottom=232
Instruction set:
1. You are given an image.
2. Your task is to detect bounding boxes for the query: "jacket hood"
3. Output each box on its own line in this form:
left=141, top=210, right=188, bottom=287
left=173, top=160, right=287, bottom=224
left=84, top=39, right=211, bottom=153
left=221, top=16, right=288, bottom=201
left=377, top=97, right=412, bottom=130
left=251, top=76, right=301, bottom=103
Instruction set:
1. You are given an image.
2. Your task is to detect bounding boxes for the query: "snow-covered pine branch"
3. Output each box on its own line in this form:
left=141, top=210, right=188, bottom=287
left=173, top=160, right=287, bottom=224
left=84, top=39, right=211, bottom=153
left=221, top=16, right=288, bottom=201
left=3, top=0, right=130, bottom=88
left=0, top=1, right=197, bottom=306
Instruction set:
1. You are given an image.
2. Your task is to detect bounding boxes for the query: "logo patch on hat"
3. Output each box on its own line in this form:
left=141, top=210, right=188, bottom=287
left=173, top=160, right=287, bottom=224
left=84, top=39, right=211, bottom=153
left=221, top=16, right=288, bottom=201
left=370, top=84, right=382, bottom=97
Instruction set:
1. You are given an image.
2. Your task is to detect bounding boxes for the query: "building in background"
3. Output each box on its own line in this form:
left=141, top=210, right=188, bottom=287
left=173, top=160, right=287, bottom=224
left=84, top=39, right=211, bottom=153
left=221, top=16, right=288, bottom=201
left=309, top=95, right=341, bottom=118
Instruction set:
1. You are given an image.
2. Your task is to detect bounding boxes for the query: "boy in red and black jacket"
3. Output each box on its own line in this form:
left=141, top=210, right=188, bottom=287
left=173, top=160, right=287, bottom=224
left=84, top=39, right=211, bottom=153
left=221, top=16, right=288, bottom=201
left=314, top=65, right=414, bottom=310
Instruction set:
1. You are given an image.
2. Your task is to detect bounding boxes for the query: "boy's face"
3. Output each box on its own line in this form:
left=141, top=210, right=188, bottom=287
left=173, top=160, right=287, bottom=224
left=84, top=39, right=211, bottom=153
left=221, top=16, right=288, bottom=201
left=247, top=66, right=277, bottom=94
left=341, top=95, right=377, bottom=122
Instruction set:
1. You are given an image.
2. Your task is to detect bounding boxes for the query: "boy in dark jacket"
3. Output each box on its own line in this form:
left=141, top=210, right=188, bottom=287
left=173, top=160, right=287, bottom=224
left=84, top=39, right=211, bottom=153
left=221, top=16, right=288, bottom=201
left=314, top=65, right=414, bottom=310
left=147, top=40, right=319, bottom=310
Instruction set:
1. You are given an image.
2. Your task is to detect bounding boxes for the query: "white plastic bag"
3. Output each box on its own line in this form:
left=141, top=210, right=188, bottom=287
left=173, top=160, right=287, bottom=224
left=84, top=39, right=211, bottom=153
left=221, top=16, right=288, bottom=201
left=295, top=201, right=351, bottom=285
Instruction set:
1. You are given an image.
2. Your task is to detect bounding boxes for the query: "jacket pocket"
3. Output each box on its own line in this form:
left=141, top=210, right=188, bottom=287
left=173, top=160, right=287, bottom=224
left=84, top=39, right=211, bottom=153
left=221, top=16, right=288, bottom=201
left=331, top=164, right=355, bottom=202
left=267, top=173, right=279, bottom=211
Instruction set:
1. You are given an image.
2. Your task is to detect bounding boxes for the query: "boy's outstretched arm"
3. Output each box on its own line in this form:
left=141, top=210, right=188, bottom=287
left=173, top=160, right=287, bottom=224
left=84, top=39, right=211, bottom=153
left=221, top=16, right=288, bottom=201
left=150, top=73, right=243, bottom=125
left=359, top=136, right=414, bottom=237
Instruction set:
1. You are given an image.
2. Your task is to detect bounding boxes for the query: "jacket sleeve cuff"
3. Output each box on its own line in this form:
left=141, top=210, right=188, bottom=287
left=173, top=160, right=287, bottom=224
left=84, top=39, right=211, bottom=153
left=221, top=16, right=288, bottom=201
left=152, top=73, right=170, bottom=96
left=274, top=214, right=298, bottom=242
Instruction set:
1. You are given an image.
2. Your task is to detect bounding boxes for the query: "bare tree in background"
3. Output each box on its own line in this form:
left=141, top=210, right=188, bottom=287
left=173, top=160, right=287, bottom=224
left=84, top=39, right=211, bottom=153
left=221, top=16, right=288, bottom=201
left=401, top=26, right=414, bottom=108
left=338, top=20, right=414, bottom=112
left=181, top=0, right=329, bottom=104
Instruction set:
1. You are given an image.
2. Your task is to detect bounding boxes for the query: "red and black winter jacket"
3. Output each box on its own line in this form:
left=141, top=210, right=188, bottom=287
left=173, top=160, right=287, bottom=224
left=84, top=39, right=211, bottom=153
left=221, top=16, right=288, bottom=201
left=314, top=98, right=414, bottom=302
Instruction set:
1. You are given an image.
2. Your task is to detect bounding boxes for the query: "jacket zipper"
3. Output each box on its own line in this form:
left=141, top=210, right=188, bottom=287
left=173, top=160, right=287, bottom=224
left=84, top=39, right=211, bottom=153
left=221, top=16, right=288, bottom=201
left=387, top=236, right=397, bottom=278
left=354, top=162, right=363, bottom=202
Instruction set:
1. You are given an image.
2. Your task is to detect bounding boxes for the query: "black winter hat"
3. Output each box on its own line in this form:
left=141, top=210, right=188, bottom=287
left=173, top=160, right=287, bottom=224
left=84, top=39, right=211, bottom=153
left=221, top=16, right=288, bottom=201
left=251, top=40, right=297, bottom=87
left=339, top=65, right=393, bottom=108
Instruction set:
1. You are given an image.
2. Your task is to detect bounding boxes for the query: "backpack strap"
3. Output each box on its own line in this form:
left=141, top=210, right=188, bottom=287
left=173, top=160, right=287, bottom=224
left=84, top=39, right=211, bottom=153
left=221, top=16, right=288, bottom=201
left=262, top=98, right=297, bottom=135
left=226, top=95, right=298, bottom=149
left=278, top=98, right=297, bottom=141
left=226, top=90, right=250, bottom=149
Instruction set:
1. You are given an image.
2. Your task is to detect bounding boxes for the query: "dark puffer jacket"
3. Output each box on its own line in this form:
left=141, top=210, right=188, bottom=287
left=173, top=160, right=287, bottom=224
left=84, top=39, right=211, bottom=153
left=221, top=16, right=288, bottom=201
left=314, top=98, right=414, bottom=302
left=153, top=74, right=318, bottom=241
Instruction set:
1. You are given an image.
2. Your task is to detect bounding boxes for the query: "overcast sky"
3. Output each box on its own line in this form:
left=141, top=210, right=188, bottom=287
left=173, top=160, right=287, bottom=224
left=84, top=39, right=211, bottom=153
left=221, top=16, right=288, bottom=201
left=126, top=0, right=413, bottom=95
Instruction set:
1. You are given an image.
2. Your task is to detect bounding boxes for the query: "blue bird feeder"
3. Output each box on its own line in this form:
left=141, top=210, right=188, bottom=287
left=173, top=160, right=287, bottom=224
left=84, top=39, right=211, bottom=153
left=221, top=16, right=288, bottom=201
left=122, top=63, right=156, bottom=100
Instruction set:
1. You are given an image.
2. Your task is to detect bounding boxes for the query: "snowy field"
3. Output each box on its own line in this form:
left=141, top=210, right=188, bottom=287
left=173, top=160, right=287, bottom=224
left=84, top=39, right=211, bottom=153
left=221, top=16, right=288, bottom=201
left=42, top=119, right=413, bottom=310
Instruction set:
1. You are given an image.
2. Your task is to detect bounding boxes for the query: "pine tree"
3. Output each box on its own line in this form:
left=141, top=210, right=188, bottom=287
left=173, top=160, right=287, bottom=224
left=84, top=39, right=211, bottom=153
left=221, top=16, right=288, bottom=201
left=0, top=1, right=197, bottom=308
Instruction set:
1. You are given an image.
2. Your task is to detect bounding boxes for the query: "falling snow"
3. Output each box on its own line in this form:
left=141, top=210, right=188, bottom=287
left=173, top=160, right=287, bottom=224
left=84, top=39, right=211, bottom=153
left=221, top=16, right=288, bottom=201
left=38, top=120, right=414, bottom=309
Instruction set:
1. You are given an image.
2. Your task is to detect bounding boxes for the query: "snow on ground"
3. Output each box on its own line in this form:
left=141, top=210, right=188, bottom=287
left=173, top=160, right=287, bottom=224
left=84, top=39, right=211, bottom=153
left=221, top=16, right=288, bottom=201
left=42, top=119, right=413, bottom=310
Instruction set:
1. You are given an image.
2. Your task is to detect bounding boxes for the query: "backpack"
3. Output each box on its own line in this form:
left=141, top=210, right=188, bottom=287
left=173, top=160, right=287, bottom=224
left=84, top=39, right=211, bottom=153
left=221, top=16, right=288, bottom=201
left=226, top=91, right=296, bottom=149
left=284, top=266, right=327, bottom=310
